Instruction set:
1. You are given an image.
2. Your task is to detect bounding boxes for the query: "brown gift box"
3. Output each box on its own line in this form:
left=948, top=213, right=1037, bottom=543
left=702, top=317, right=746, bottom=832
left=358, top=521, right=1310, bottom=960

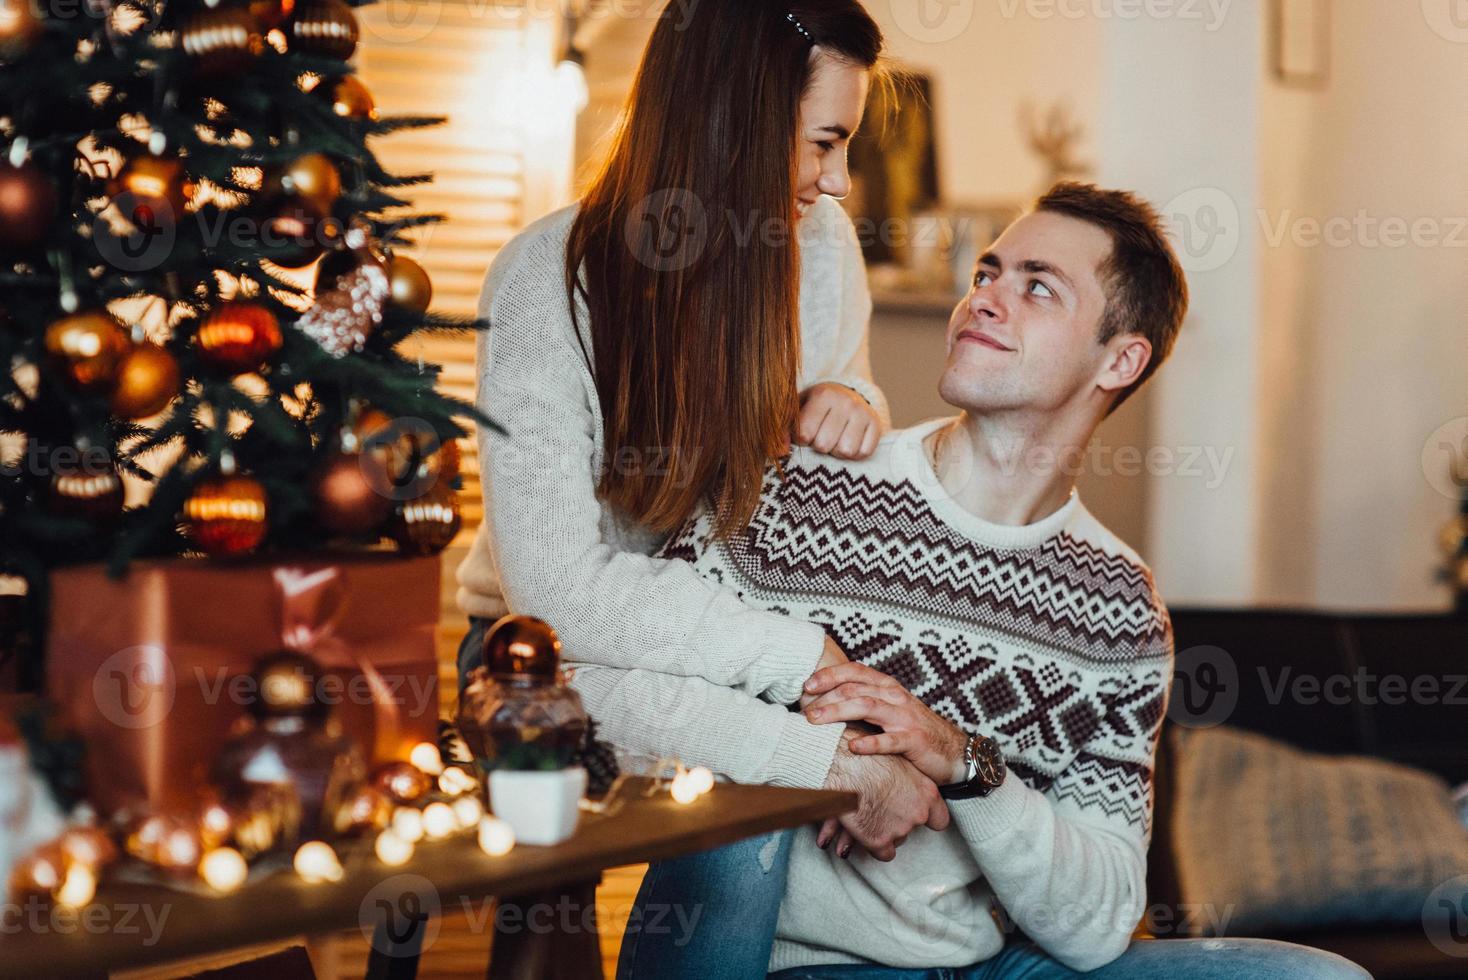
left=45, top=553, right=441, bottom=817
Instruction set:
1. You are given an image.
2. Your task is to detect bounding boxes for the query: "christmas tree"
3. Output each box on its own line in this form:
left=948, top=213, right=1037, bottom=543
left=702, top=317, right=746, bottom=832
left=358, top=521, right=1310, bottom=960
left=0, top=0, right=489, bottom=675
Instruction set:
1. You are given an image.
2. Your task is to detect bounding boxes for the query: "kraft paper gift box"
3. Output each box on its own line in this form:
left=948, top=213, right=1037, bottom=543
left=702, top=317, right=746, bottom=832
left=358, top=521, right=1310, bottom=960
left=45, top=553, right=441, bottom=816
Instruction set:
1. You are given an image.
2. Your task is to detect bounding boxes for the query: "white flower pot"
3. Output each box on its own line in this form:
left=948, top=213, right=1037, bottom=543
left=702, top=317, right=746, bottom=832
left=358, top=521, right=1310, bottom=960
left=488, top=767, right=587, bottom=846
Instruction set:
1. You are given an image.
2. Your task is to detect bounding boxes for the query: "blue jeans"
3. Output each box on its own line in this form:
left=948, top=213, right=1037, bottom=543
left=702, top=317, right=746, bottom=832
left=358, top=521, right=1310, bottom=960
left=616, top=828, right=1370, bottom=980
left=765, top=939, right=1372, bottom=979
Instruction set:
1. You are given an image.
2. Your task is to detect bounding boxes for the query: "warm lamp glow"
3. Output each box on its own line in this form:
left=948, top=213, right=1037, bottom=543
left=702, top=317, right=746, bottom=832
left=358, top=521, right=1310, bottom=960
left=670, top=772, right=700, bottom=805
left=55, top=865, right=97, bottom=908
left=438, top=766, right=475, bottom=796
left=452, top=795, right=484, bottom=830
left=409, top=742, right=444, bottom=776
left=374, top=829, right=414, bottom=867
left=200, top=847, right=248, bottom=894
left=477, top=816, right=515, bottom=857
left=391, top=807, right=425, bottom=843
left=422, top=802, right=457, bottom=840
left=293, top=841, right=344, bottom=883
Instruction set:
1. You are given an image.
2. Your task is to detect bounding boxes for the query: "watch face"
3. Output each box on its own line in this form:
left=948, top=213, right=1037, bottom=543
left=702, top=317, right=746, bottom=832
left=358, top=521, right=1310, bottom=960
left=974, top=737, right=1005, bottom=787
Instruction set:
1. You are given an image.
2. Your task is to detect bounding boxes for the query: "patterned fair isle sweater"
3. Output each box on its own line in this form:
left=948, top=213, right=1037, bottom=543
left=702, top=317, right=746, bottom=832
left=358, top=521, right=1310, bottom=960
left=654, top=417, right=1174, bottom=974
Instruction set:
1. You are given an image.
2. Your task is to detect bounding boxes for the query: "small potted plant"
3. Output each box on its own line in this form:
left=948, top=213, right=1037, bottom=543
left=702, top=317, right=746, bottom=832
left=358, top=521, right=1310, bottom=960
left=458, top=616, right=588, bottom=845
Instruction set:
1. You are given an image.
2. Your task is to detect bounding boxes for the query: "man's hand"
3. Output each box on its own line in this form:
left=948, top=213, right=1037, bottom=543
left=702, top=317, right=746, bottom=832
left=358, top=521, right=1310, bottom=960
left=799, top=635, right=848, bottom=711
left=794, top=383, right=881, bottom=460
left=819, top=731, right=948, bottom=861
left=805, top=661, right=969, bottom=786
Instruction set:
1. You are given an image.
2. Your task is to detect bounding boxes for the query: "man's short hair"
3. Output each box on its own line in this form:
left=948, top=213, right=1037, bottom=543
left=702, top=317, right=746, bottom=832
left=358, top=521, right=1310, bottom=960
left=1033, top=182, right=1189, bottom=414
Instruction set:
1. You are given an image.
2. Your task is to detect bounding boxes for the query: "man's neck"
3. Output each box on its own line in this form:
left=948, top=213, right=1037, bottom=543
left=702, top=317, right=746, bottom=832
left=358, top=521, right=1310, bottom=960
left=926, top=410, right=1088, bottom=527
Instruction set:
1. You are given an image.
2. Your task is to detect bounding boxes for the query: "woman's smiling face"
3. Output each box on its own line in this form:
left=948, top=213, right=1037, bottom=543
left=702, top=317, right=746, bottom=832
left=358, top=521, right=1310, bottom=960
left=793, top=51, right=869, bottom=220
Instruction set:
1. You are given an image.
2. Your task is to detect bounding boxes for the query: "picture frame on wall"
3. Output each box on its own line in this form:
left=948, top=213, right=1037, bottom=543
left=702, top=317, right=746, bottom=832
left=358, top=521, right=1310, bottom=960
left=1274, top=0, right=1330, bottom=86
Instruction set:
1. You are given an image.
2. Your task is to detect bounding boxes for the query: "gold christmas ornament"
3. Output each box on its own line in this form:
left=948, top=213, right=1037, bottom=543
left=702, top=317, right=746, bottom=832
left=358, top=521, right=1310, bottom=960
left=197, top=301, right=283, bottom=375
left=311, top=448, right=393, bottom=535
left=481, top=614, right=561, bottom=678
left=184, top=473, right=269, bottom=556
left=324, top=74, right=376, bottom=121
left=44, top=310, right=130, bottom=391
left=334, top=784, right=393, bottom=836
left=386, top=254, right=432, bottom=314
left=291, top=0, right=358, bottom=59
left=387, top=483, right=461, bottom=556
left=111, top=153, right=196, bottom=228
left=373, top=760, right=431, bottom=806
left=263, top=152, right=341, bottom=216
left=0, top=161, right=58, bottom=252
left=181, top=7, right=266, bottom=74
left=47, top=458, right=125, bottom=523
left=110, top=343, right=180, bottom=419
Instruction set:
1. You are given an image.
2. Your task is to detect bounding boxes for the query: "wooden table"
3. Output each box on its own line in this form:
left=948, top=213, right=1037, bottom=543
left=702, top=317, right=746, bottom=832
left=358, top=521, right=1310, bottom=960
left=0, top=780, right=854, bottom=980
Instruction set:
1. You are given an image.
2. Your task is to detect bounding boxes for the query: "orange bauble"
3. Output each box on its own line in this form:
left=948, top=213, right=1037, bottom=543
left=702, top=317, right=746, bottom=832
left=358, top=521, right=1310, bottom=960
left=111, top=153, right=196, bottom=228
left=197, top=302, right=283, bottom=375
left=44, top=310, right=130, bottom=391
left=184, top=474, right=269, bottom=556
left=386, top=255, right=432, bottom=314
left=110, top=343, right=180, bottom=419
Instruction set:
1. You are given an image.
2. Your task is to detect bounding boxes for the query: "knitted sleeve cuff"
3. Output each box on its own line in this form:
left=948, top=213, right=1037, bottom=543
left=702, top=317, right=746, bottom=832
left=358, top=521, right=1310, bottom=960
left=764, top=712, right=846, bottom=790
left=948, top=773, right=1033, bottom=844
left=749, top=615, right=829, bottom=705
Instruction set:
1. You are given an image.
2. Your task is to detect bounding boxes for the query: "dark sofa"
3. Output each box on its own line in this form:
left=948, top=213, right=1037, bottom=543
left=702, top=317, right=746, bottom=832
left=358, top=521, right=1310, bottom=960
left=1149, top=609, right=1468, bottom=979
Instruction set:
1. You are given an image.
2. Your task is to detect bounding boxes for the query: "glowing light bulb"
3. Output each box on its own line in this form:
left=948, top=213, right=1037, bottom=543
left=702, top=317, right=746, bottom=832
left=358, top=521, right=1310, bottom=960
left=452, top=795, right=485, bottom=830
left=423, top=802, right=457, bottom=840
left=391, top=807, right=425, bottom=843
left=409, top=742, right=444, bottom=776
left=55, top=864, right=97, bottom=907
left=688, top=766, right=715, bottom=796
left=374, top=829, right=414, bottom=867
left=199, top=847, right=248, bottom=894
left=670, top=772, right=700, bottom=804
left=477, top=816, right=515, bottom=857
left=438, top=766, right=475, bottom=796
left=293, top=841, right=343, bottom=883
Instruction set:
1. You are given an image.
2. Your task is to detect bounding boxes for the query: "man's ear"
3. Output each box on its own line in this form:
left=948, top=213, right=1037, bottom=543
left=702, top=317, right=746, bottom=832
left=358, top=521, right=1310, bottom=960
left=1096, top=333, right=1152, bottom=395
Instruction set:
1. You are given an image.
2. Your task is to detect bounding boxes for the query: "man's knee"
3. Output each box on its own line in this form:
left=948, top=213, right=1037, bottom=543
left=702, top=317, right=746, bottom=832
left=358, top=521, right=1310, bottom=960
left=1218, top=938, right=1372, bottom=980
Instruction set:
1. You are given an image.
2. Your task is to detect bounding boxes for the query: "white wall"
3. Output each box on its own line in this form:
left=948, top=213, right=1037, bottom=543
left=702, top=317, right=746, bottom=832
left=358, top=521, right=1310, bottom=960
left=1256, top=2, right=1468, bottom=609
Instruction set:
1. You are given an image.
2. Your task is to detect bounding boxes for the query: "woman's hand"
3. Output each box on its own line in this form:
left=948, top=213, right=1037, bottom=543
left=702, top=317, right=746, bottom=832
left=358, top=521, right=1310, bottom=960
left=803, top=661, right=968, bottom=786
left=794, top=383, right=881, bottom=460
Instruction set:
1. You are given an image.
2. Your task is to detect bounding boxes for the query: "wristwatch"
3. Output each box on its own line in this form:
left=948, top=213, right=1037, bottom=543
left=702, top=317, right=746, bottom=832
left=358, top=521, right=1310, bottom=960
left=939, top=733, right=1006, bottom=800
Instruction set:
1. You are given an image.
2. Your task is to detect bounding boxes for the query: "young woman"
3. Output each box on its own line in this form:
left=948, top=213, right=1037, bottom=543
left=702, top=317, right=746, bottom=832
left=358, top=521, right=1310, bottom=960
left=455, top=1, right=888, bottom=974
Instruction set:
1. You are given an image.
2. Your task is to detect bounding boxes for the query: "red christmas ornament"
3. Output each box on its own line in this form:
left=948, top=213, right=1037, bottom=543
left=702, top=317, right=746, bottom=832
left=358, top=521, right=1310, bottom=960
left=0, top=161, right=57, bottom=252
left=197, top=302, right=283, bottom=375
left=184, top=474, right=269, bottom=556
left=310, top=449, right=392, bottom=535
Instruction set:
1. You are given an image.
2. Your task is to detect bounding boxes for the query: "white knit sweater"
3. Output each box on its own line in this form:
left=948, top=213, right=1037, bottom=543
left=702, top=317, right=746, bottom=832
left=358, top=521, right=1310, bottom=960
left=456, top=195, right=889, bottom=790
left=646, top=420, right=1174, bottom=973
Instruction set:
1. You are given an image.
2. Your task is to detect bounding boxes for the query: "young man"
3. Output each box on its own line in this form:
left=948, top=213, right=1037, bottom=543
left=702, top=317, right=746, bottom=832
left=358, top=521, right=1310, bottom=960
left=582, top=184, right=1368, bottom=978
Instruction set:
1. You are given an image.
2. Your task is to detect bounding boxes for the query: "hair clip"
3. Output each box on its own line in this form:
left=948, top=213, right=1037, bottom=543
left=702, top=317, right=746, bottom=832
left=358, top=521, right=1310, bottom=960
left=786, top=11, right=814, bottom=44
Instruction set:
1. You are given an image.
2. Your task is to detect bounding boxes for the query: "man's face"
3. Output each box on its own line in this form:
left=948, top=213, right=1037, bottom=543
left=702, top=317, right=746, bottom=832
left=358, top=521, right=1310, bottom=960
left=938, top=211, right=1116, bottom=416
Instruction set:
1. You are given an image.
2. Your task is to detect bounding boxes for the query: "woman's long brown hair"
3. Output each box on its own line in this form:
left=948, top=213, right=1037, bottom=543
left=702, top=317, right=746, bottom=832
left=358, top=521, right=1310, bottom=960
left=566, top=1, right=883, bottom=536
